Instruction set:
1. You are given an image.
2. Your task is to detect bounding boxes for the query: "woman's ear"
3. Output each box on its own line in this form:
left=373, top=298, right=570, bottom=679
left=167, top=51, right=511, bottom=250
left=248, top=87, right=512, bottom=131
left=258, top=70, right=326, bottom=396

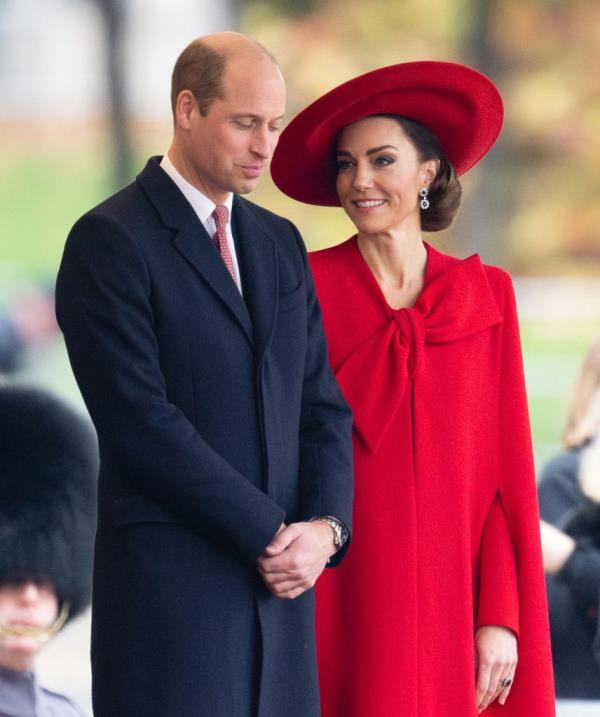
left=422, top=158, right=440, bottom=187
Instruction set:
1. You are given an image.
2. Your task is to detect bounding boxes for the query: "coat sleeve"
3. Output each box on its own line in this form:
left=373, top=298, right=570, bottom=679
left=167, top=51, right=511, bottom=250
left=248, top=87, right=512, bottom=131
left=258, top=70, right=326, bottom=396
left=476, top=492, right=520, bottom=636
left=56, top=213, right=286, bottom=563
left=288, top=222, right=354, bottom=566
left=492, top=270, right=556, bottom=713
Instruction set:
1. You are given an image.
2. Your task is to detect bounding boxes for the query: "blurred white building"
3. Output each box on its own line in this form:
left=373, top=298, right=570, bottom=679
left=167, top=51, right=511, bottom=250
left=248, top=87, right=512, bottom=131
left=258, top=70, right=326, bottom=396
left=0, top=0, right=233, bottom=122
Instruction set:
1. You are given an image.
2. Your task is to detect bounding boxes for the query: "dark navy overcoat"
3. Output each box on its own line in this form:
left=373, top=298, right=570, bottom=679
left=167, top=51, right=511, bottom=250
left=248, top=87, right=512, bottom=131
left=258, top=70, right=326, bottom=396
left=55, top=157, right=353, bottom=717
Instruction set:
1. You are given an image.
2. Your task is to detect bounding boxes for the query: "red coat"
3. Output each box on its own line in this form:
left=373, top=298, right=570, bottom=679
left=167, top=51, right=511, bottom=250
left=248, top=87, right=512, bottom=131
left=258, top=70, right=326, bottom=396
left=310, top=238, right=555, bottom=717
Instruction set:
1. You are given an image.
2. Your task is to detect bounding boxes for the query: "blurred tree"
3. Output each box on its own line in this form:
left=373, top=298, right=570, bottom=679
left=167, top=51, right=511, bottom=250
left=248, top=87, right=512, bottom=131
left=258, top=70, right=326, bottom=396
left=92, top=0, right=132, bottom=189
left=451, top=0, right=516, bottom=264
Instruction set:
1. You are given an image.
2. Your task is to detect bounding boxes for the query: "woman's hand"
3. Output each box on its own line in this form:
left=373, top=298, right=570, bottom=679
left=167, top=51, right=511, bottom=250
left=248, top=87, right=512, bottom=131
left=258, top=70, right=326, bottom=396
left=475, top=625, right=517, bottom=712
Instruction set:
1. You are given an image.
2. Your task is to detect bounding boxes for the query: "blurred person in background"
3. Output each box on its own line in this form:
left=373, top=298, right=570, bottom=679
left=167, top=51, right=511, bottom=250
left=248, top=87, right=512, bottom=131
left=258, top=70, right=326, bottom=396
left=539, top=335, right=600, bottom=699
left=0, top=386, right=97, bottom=717
left=272, top=62, right=555, bottom=716
left=0, top=288, right=58, bottom=373
left=55, top=31, right=352, bottom=717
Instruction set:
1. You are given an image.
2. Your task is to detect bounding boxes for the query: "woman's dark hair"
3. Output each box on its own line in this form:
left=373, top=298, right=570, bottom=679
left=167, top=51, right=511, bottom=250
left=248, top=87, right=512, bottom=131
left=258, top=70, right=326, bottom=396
left=374, top=114, right=462, bottom=232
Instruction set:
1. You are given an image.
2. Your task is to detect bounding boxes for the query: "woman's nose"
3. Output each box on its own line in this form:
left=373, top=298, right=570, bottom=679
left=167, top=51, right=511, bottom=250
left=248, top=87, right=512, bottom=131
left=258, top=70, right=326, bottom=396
left=352, top=164, right=374, bottom=191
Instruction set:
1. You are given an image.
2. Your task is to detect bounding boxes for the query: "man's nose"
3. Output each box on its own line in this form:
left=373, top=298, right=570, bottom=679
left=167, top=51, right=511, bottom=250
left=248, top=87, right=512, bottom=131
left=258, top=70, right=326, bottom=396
left=250, top=126, right=274, bottom=159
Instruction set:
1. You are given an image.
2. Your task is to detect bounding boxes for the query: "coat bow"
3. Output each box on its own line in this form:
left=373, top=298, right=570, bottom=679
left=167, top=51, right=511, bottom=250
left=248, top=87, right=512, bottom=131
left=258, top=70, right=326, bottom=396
left=335, top=255, right=503, bottom=453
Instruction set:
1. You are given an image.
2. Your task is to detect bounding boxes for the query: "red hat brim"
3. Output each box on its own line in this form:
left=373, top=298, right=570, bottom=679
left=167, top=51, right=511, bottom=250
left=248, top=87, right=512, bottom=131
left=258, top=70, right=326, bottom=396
left=271, top=61, right=504, bottom=206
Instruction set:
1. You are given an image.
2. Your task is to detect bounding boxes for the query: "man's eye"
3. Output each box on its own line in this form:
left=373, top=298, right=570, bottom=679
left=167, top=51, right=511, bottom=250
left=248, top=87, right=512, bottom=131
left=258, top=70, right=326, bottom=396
left=235, top=121, right=253, bottom=129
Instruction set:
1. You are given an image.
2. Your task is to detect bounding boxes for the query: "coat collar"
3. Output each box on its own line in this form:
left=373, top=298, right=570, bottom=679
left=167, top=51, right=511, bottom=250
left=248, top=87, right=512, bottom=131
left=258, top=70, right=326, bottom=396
left=136, top=157, right=255, bottom=345
left=334, top=241, right=504, bottom=453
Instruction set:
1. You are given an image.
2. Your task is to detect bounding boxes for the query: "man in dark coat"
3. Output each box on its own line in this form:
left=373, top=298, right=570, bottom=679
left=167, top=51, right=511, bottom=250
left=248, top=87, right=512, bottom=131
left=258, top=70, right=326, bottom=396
left=55, top=32, right=353, bottom=717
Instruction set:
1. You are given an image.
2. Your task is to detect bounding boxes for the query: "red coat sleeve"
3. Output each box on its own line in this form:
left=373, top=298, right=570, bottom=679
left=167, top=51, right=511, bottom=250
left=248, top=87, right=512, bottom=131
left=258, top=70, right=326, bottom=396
left=491, top=269, right=555, bottom=713
left=476, top=492, right=520, bottom=636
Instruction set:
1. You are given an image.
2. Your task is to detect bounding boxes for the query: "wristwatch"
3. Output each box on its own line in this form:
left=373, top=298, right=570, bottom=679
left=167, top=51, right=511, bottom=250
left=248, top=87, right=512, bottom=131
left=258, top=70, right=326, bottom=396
left=311, top=515, right=348, bottom=551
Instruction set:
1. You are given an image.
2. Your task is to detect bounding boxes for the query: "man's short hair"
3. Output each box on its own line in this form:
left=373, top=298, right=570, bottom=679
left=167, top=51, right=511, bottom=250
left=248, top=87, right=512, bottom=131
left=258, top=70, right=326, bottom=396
left=170, top=37, right=278, bottom=120
left=171, top=40, right=225, bottom=119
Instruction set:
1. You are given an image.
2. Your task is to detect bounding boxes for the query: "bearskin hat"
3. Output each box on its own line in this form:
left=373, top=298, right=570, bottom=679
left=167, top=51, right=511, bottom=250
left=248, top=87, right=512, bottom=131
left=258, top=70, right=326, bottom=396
left=0, top=386, right=98, bottom=620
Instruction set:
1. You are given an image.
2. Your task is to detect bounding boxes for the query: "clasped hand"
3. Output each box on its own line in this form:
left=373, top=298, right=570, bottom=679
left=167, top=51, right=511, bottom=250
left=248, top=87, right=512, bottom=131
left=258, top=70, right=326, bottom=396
left=257, top=521, right=336, bottom=600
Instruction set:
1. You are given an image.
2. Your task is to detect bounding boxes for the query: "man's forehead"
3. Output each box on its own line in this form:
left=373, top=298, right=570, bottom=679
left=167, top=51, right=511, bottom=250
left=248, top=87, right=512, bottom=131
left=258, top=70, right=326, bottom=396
left=219, top=66, right=285, bottom=111
left=223, top=52, right=283, bottom=85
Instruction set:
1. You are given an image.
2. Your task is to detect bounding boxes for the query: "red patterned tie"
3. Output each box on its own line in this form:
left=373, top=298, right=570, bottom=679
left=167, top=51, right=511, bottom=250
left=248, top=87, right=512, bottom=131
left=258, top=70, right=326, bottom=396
left=212, top=205, right=238, bottom=284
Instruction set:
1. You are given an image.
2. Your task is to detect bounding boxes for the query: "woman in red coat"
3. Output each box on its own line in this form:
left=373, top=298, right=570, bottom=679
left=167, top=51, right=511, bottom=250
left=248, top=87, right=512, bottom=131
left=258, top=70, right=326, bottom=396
left=271, top=62, right=555, bottom=716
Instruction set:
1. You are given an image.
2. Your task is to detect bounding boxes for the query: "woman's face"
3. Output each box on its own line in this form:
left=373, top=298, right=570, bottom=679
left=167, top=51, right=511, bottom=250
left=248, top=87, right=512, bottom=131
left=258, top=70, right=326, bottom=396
left=335, top=116, right=437, bottom=235
left=0, top=582, right=59, bottom=670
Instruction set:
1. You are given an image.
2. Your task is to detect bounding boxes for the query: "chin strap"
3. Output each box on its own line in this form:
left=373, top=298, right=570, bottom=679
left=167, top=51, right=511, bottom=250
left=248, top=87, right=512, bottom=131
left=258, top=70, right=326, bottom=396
left=0, top=601, right=70, bottom=642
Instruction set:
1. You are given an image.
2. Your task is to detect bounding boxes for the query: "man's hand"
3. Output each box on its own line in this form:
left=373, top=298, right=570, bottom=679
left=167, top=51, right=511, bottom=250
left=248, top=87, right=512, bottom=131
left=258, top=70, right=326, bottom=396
left=257, top=521, right=336, bottom=600
left=475, top=625, right=518, bottom=712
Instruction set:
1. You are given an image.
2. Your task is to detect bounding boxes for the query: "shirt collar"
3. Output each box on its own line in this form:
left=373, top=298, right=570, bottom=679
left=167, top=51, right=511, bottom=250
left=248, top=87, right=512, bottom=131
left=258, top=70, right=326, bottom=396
left=160, top=153, right=233, bottom=225
left=0, top=666, right=37, bottom=715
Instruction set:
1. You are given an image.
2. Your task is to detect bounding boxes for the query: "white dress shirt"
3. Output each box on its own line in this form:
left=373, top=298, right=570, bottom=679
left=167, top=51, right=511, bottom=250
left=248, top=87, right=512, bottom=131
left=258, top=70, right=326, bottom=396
left=159, top=154, right=242, bottom=294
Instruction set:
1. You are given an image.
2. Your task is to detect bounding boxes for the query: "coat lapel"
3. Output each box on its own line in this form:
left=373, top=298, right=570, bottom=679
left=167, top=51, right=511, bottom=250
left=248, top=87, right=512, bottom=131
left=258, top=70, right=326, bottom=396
left=136, top=157, right=253, bottom=344
left=232, top=196, right=278, bottom=365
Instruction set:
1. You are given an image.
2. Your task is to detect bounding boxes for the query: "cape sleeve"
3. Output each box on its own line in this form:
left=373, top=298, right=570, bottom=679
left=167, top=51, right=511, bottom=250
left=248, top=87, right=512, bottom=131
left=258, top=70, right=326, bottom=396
left=476, top=492, right=520, bottom=636
left=493, top=270, right=556, bottom=714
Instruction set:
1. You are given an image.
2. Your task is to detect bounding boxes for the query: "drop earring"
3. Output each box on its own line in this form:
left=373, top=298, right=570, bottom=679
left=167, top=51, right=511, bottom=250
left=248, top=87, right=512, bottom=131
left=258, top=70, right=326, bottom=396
left=419, top=187, right=430, bottom=210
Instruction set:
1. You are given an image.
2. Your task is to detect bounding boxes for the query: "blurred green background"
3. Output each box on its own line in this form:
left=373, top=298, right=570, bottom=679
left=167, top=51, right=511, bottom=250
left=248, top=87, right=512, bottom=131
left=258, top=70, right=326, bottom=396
left=2, top=0, right=599, bottom=468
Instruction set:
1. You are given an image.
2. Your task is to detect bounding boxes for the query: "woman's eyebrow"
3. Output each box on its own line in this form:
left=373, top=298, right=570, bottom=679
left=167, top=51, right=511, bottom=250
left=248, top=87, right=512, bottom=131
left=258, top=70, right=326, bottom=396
left=336, top=145, right=398, bottom=157
left=366, top=145, right=398, bottom=155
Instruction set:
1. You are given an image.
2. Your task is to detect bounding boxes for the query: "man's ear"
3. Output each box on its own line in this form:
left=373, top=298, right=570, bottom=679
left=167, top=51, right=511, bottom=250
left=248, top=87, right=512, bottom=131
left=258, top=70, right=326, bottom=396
left=174, top=90, right=197, bottom=130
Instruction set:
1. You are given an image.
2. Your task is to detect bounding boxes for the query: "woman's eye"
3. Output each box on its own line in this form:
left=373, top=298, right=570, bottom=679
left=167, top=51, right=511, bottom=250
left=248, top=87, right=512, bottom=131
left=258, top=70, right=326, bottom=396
left=374, top=155, right=394, bottom=167
left=336, top=159, right=354, bottom=171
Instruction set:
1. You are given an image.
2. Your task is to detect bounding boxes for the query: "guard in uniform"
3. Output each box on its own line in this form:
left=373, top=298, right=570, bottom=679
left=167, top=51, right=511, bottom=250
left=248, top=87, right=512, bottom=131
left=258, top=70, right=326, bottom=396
left=0, top=386, right=97, bottom=717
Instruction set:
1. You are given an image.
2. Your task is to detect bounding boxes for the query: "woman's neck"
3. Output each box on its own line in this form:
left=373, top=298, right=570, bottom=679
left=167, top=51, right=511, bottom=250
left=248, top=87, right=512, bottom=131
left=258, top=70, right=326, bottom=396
left=356, top=226, right=427, bottom=309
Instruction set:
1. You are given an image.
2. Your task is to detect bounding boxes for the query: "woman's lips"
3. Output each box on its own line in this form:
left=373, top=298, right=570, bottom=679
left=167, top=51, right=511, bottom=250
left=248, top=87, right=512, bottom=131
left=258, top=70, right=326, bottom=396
left=352, top=199, right=387, bottom=212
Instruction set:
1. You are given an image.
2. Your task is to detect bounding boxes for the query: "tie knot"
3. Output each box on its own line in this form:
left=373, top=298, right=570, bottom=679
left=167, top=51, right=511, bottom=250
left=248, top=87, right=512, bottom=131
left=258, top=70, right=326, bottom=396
left=213, top=205, right=229, bottom=232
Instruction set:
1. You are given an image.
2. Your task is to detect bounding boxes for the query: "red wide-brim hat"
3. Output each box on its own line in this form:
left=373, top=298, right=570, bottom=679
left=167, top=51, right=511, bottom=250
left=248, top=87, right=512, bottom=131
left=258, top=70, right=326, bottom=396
left=271, top=61, right=503, bottom=206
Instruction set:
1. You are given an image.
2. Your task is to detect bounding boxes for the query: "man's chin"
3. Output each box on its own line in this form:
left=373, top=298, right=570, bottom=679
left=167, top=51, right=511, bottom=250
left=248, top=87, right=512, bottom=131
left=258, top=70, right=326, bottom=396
left=233, top=175, right=263, bottom=196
